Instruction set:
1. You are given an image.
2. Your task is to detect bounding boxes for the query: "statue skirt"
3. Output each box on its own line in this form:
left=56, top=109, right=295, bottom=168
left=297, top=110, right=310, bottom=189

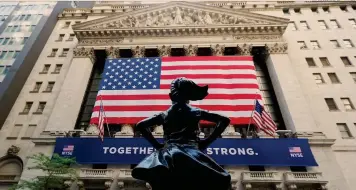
left=132, top=143, right=231, bottom=190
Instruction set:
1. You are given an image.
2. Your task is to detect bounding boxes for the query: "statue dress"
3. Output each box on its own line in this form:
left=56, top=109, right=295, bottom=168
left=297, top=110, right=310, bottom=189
left=132, top=77, right=232, bottom=190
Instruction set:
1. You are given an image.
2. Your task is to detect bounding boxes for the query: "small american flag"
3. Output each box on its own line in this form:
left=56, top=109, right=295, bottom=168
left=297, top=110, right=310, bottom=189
left=90, top=56, right=261, bottom=125
left=97, top=96, right=105, bottom=141
left=289, top=147, right=302, bottom=153
left=252, top=101, right=277, bottom=136
left=63, top=145, right=74, bottom=152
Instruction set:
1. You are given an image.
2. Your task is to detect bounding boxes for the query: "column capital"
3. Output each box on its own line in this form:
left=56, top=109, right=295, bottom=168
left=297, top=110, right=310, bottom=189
left=114, top=124, right=134, bottom=138
left=73, top=47, right=96, bottom=63
left=117, top=181, right=124, bottom=189
left=104, top=180, right=113, bottom=189
left=265, top=43, right=288, bottom=54
left=222, top=125, right=239, bottom=138
left=237, top=44, right=252, bottom=55
left=184, top=44, right=198, bottom=56
left=152, top=125, right=163, bottom=137
left=211, top=44, right=225, bottom=56
left=132, top=46, right=145, bottom=58
left=158, top=45, right=171, bottom=57
left=106, top=46, right=120, bottom=58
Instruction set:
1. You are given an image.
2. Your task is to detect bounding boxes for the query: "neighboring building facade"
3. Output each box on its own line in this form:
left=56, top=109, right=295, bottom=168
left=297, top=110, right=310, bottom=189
left=0, top=1, right=356, bottom=190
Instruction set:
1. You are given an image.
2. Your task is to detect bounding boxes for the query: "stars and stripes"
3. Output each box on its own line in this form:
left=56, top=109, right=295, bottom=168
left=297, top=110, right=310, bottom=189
left=97, top=96, right=106, bottom=141
left=90, top=56, right=262, bottom=125
left=252, top=100, right=277, bottom=136
left=289, top=147, right=302, bottom=153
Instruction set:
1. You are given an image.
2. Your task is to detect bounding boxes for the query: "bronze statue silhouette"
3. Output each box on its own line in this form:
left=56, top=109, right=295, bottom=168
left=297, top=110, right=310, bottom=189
left=132, top=77, right=232, bottom=190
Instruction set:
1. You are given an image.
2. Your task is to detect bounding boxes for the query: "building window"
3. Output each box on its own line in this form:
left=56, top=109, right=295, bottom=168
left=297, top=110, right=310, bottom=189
left=289, top=22, right=297, bottom=31
left=8, top=124, right=22, bottom=139
left=325, top=98, right=338, bottom=110
left=24, top=14, right=31, bottom=21
left=328, top=73, right=340, bottom=83
left=330, top=19, right=341, bottom=28
left=343, top=39, right=354, bottom=48
left=320, top=57, right=331, bottom=66
left=300, top=21, right=310, bottom=30
left=48, top=49, right=58, bottom=57
left=53, top=64, right=63, bottom=73
left=340, top=5, right=348, bottom=12
left=322, top=7, right=330, bottom=13
left=318, top=20, right=328, bottom=29
left=67, top=34, right=75, bottom=41
left=21, top=37, right=29, bottom=45
left=337, top=123, right=352, bottom=138
left=44, top=82, right=55, bottom=92
left=283, top=8, right=290, bottom=14
left=341, top=98, right=355, bottom=110
left=310, top=41, right=320, bottom=49
left=57, top=34, right=65, bottom=41
left=349, top=19, right=356, bottom=29
left=294, top=8, right=301, bottom=14
left=41, top=64, right=50, bottom=73
left=32, top=82, right=42, bottom=92
left=22, top=124, right=36, bottom=139
left=311, top=7, right=318, bottom=13
left=4, top=26, right=12, bottom=32
left=22, top=102, right=33, bottom=114
left=75, top=21, right=81, bottom=24
left=341, top=57, right=353, bottom=66
left=298, top=41, right=307, bottom=49
left=330, top=40, right=340, bottom=48
left=2, top=38, right=9, bottom=45
left=5, top=51, right=15, bottom=59
left=350, top=72, right=356, bottom=82
left=63, top=21, right=71, bottom=28
left=35, top=102, right=46, bottom=114
left=306, top=57, right=316, bottom=67
left=0, top=51, right=7, bottom=59
left=60, top=48, right=69, bottom=57
left=313, top=73, right=325, bottom=84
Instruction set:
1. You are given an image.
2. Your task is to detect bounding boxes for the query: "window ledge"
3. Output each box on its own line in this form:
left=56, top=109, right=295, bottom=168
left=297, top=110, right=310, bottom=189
left=51, top=72, right=60, bottom=74
left=6, top=137, right=17, bottom=140
left=42, top=91, right=52, bottom=93
left=344, top=65, right=354, bottom=67
left=58, top=55, right=67, bottom=57
left=32, top=112, right=43, bottom=115
left=55, top=40, right=63, bottom=42
left=19, top=112, right=29, bottom=115
left=29, top=91, right=39, bottom=93
left=47, top=55, right=56, bottom=58
left=39, top=72, right=48, bottom=74
left=346, top=109, right=356, bottom=112
left=329, top=110, right=341, bottom=112
left=342, top=137, right=355, bottom=139
left=21, top=137, right=31, bottom=140
left=65, top=40, right=74, bottom=42
left=331, top=82, right=341, bottom=84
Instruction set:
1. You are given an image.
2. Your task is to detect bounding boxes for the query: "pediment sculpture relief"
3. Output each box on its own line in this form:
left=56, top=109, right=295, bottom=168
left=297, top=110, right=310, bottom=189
left=92, top=7, right=269, bottom=29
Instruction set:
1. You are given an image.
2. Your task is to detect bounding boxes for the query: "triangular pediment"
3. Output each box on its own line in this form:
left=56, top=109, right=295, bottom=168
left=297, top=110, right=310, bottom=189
left=73, top=1, right=289, bottom=31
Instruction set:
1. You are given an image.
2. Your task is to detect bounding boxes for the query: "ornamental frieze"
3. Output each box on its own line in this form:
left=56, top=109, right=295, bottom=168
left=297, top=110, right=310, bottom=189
left=78, top=38, right=124, bottom=46
left=233, top=35, right=282, bottom=42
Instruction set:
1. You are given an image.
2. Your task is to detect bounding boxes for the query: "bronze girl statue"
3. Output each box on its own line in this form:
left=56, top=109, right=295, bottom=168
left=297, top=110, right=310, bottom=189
left=132, top=77, right=232, bottom=190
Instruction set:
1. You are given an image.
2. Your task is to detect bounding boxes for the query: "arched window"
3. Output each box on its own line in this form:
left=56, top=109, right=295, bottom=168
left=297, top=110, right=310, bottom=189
left=0, top=157, right=23, bottom=183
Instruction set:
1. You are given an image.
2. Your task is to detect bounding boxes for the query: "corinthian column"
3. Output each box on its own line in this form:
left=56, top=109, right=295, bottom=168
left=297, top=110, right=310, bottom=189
left=237, top=44, right=252, bottom=55
left=105, top=46, right=120, bottom=58
left=211, top=44, right=225, bottom=56
left=158, top=45, right=171, bottom=57
left=131, top=46, right=145, bottom=58
left=184, top=45, right=198, bottom=56
left=45, top=47, right=96, bottom=131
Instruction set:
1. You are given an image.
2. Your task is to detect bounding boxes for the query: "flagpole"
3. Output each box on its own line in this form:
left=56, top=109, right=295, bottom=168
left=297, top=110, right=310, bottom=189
left=99, top=94, right=111, bottom=138
left=246, top=92, right=258, bottom=137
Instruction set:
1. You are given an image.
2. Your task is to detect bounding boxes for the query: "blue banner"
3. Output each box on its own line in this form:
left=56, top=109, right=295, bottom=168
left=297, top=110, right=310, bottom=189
left=53, top=138, right=317, bottom=166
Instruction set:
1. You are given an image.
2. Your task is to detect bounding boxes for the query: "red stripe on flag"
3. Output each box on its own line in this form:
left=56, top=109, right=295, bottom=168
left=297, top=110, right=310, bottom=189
left=162, top=56, right=253, bottom=62
left=92, top=105, right=255, bottom=112
left=90, top=117, right=253, bottom=125
left=97, top=94, right=263, bottom=101
left=161, top=65, right=256, bottom=70
left=159, top=83, right=259, bottom=89
left=161, top=74, right=257, bottom=80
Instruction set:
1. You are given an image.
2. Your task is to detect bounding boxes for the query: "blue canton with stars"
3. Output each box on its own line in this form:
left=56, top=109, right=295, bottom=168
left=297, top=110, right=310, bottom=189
left=99, top=57, right=162, bottom=90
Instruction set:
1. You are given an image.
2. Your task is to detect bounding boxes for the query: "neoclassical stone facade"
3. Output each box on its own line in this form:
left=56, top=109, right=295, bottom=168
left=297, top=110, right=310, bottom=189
left=1, top=1, right=356, bottom=190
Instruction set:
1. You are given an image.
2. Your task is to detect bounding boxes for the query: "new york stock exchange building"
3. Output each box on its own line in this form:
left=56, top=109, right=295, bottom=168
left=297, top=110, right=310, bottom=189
left=1, top=1, right=356, bottom=190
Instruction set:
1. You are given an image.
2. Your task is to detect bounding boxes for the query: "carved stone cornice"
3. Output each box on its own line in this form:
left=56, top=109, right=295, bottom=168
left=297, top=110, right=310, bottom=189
left=184, top=45, right=198, bottom=56
left=234, top=34, right=282, bottom=42
left=73, top=47, right=96, bottom=63
left=211, top=44, right=225, bottom=56
left=237, top=44, right=253, bottom=56
left=106, top=46, right=120, bottom=58
left=131, top=46, right=145, bottom=58
left=265, top=43, right=288, bottom=54
left=78, top=38, right=123, bottom=46
left=158, top=45, right=171, bottom=57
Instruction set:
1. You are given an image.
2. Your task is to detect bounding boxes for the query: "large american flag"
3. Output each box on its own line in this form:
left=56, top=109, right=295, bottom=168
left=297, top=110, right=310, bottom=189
left=90, top=56, right=262, bottom=125
left=252, top=100, right=277, bottom=136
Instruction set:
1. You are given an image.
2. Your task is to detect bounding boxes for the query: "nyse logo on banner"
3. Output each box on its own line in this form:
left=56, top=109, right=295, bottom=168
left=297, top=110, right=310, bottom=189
left=62, top=145, right=74, bottom=156
left=289, top=147, right=303, bottom=158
